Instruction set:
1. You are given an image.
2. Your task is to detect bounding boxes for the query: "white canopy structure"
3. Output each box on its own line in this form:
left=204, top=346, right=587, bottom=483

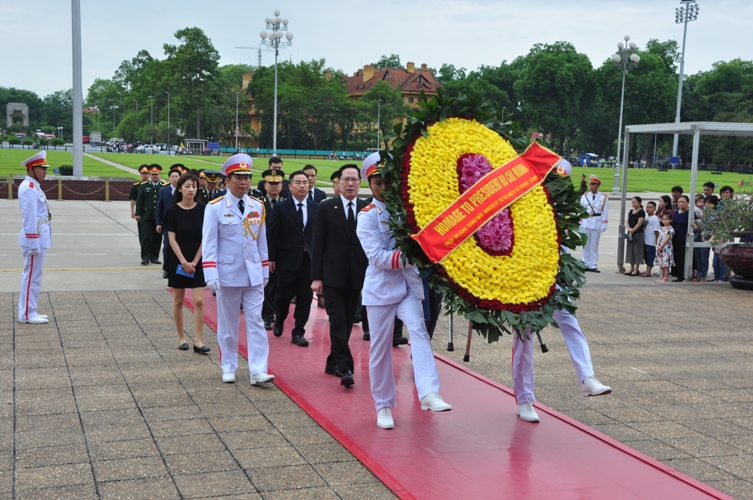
left=617, top=121, right=753, bottom=280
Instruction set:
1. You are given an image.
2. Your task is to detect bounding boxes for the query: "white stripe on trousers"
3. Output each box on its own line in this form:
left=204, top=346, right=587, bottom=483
left=366, top=287, right=440, bottom=412
left=216, top=284, right=269, bottom=376
left=18, top=247, right=46, bottom=320
left=512, top=309, right=595, bottom=404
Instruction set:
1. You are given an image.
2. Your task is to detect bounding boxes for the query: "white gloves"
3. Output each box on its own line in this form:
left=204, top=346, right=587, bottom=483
left=206, top=279, right=220, bottom=291
left=29, top=248, right=40, bottom=257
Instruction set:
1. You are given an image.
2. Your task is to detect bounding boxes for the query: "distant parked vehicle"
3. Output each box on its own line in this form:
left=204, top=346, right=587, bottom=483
left=578, top=153, right=600, bottom=167
left=143, top=145, right=160, bottom=154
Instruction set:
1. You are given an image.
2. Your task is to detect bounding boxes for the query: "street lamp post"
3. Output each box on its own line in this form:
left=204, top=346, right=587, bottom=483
left=260, top=9, right=294, bottom=155
left=149, top=95, right=154, bottom=145
left=235, top=91, right=240, bottom=151
left=610, top=35, right=640, bottom=195
left=376, top=99, right=382, bottom=150
left=165, top=91, right=170, bottom=156
left=671, top=0, right=700, bottom=161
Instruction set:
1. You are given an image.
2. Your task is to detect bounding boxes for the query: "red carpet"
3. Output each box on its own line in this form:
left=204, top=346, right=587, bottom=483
left=183, top=289, right=730, bottom=500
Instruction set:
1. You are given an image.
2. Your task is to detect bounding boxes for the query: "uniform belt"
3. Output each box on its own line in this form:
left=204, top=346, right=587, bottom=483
left=38, top=217, right=51, bottom=224
left=590, top=213, right=601, bottom=217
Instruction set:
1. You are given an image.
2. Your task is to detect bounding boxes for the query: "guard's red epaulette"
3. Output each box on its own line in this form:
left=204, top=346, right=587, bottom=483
left=209, top=196, right=224, bottom=204
left=361, top=203, right=375, bottom=212
left=29, top=182, right=35, bottom=188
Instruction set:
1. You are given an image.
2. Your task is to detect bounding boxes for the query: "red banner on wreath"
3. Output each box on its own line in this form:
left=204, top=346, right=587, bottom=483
left=411, top=142, right=561, bottom=263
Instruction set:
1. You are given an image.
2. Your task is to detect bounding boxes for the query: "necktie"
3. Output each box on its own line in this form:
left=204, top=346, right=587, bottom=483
left=238, top=199, right=245, bottom=215
left=297, top=202, right=304, bottom=227
left=271, top=199, right=277, bottom=205
left=347, top=201, right=355, bottom=230
left=308, top=191, right=313, bottom=201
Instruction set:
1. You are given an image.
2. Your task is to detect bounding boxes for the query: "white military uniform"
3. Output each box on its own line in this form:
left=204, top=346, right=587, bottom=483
left=18, top=170, right=52, bottom=322
left=579, top=187, right=609, bottom=270
left=356, top=198, right=441, bottom=412
left=202, top=191, right=270, bottom=376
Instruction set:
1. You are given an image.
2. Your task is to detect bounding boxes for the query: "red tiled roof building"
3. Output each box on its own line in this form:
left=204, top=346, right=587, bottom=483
left=343, top=62, right=440, bottom=108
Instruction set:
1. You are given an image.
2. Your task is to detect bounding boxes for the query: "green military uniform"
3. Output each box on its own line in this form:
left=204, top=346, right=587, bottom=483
left=129, top=165, right=150, bottom=245
left=135, top=164, right=167, bottom=264
left=260, top=168, right=286, bottom=329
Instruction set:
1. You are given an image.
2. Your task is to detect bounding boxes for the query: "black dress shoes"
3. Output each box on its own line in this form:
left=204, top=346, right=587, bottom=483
left=340, top=370, right=354, bottom=387
left=291, top=335, right=309, bottom=347
left=393, top=336, right=408, bottom=347
left=141, top=259, right=149, bottom=266
left=264, top=321, right=273, bottom=331
left=363, top=332, right=370, bottom=341
left=178, top=343, right=189, bottom=350
left=150, top=259, right=161, bottom=265
left=273, top=324, right=283, bottom=337
left=163, top=271, right=168, bottom=279
left=193, top=345, right=210, bottom=354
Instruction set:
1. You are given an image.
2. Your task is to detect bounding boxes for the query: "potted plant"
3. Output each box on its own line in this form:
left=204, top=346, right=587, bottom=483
left=699, top=189, right=753, bottom=290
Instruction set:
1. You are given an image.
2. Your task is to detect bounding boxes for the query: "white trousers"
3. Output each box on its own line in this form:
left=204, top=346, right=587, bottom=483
left=216, top=284, right=269, bottom=377
left=18, top=247, right=46, bottom=321
left=367, top=287, right=440, bottom=412
left=512, top=309, right=594, bottom=405
left=582, top=228, right=601, bottom=270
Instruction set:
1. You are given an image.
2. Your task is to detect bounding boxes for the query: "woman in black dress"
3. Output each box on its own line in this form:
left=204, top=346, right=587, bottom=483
left=163, top=173, right=208, bottom=353
left=625, top=196, right=645, bottom=276
left=670, top=195, right=691, bottom=282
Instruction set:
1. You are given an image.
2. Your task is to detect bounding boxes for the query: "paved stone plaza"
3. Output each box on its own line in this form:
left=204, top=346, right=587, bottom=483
left=2, top=198, right=752, bottom=498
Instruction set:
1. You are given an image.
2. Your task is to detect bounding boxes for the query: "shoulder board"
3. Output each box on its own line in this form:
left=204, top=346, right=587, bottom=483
left=361, top=203, right=375, bottom=212
left=161, top=181, right=169, bottom=185
left=248, top=195, right=262, bottom=204
left=209, top=196, right=224, bottom=205
left=133, top=181, right=141, bottom=185
left=29, top=182, right=35, bottom=188
left=139, top=180, right=148, bottom=184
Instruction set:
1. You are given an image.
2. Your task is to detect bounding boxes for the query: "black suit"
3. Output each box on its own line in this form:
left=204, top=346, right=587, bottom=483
left=267, top=196, right=318, bottom=337
left=261, top=194, right=285, bottom=325
left=311, top=196, right=368, bottom=373
left=156, top=185, right=175, bottom=269
left=307, top=187, right=326, bottom=203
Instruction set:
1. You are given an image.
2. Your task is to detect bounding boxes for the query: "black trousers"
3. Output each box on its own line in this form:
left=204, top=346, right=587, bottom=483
left=262, top=272, right=278, bottom=323
left=274, top=253, right=313, bottom=337
left=162, top=232, right=172, bottom=270
left=324, top=281, right=359, bottom=372
left=671, top=235, right=687, bottom=281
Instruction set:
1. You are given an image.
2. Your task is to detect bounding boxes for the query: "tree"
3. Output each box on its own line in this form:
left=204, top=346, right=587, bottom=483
left=42, top=89, right=73, bottom=137
left=373, top=54, right=402, bottom=69
left=163, top=27, right=220, bottom=138
left=357, top=81, right=410, bottom=149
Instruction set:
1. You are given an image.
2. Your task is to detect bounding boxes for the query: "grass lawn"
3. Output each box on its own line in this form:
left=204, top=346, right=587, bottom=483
left=570, top=166, right=752, bottom=194
left=0, top=149, right=138, bottom=179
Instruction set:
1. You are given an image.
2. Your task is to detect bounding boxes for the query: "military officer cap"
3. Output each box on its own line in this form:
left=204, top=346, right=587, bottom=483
left=589, top=174, right=601, bottom=185
left=262, top=168, right=285, bottom=182
left=170, top=163, right=186, bottom=174
left=138, top=164, right=150, bottom=173
left=555, top=159, right=572, bottom=177
left=198, top=169, right=206, bottom=179
left=330, top=170, right=341, bottom=182
left=222, top=153, right=253, bottom=177
left=361, top=152, right=390, bottom=182
left=204, top=170, right=222, bottom=183
left=149, top=164, right=163, bottom=173
left=21, top=151, right=50, bottom=169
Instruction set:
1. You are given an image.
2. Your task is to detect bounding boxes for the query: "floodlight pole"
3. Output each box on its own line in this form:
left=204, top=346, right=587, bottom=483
left=610, top=36, right=640, bottom=195
left=672, top=0, right=700, bottom=160
left=165, top=91, right=170, bottom=156
left=377, top=99, right=381, bottom=150
left=260, top=10, right=293, bottom=156
left=235, top=92, right=240, bottom=150
left=71, top=0, right=83, bottom=176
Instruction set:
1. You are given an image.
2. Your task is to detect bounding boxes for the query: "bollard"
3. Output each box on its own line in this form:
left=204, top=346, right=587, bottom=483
left=58, top=179, right=63, bottom=201
left=105, top=180, right=110, bottom=202
left=7, top=175, right=12, bottom=200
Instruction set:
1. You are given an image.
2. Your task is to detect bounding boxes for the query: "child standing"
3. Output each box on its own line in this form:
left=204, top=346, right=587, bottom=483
left=655, top=213, right=675, bottom=283
left=640, top=201, right=661, bottom=277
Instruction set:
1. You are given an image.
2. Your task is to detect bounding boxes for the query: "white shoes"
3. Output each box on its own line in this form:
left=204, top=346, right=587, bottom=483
left=581, top=376, right=612, bottom=397
left=377, top=407, right=394, bottom=429
left=250, top=372, right=275, bottom=385
left=18, top=315, right=49, bottom=324
left=221, top=372, right=236, bottom=383
left=420, top=392, right=453, bottom=412
left=516, top=402, right=540, bottom=423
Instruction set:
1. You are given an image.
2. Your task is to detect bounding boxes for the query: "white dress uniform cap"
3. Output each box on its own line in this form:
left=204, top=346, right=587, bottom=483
left=222, top=153, right=253, bottom=177
left=21, top=151, right=50, bottom=169
left=555, top=159, right=572, bottom=177
left=361, top=151, right=394, bottom=182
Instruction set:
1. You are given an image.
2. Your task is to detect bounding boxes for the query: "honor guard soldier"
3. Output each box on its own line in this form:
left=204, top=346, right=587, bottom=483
left=129, top=165, right=150, bottom=243
left=203, top=170, right=225, bottom=203
left=579, top=175, right=609, bottom=272
left=135, top=164, right=167, bottom=265
left=356, top=152, right=451, bottom=429
left=260, top=167, right=286, bottom=330
left=513, top=161, right=612, bottom=423
left=202, top=154, right=274, bottom=386
left=18, top=151, right=52, bottom=324
left=330, top=170, right=341, bottom=198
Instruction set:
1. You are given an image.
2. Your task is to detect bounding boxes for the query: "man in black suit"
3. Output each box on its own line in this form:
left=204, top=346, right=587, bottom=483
left=303, top=164, right=327, bottom=202
left=257, top=156, right=290, bottom=199
left=260, top=167, right=286, bottom=330
left=311, top=165, right=368, bottom=387
left=267, top=170, right=318, bottom=347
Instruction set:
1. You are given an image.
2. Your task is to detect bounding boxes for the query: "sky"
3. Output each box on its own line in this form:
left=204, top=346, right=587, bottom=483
left=1, top=0, right=751, bottom=98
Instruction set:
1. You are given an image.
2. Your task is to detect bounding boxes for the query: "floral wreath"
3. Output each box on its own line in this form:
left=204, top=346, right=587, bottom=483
left=382, top=91, right=588, bottom=342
